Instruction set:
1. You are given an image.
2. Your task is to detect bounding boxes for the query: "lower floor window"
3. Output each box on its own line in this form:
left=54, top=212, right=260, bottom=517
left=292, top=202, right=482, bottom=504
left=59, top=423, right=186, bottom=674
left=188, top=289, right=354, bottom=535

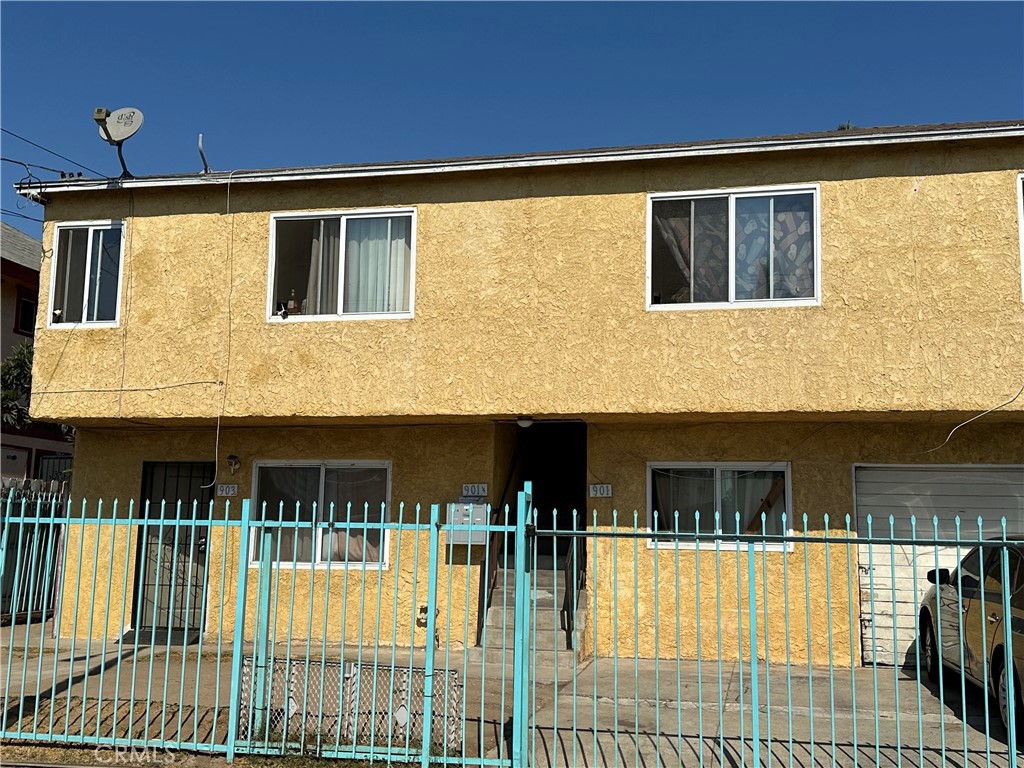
left=254, top=462, right=389, bottom=565
left=648, top=462, right=790, bottom=538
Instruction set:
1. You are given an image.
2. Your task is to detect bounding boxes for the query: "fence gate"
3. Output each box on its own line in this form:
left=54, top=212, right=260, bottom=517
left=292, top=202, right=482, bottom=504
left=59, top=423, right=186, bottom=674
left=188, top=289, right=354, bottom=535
left=134, top=462, right=215, bottom=642
left=231, top=486, right=533, bottom=766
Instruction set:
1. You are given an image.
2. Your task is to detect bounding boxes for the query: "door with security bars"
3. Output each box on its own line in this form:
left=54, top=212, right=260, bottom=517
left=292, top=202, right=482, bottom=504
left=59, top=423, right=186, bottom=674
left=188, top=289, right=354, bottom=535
left=133, top=461, right=215, bottom=642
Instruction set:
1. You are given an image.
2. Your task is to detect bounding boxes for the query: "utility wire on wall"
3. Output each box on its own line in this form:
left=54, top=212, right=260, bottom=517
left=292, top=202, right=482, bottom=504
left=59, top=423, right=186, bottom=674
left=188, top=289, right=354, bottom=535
left=918, top=381, right=1024, bottom=454
left=201, top=170, right=240, bottom=491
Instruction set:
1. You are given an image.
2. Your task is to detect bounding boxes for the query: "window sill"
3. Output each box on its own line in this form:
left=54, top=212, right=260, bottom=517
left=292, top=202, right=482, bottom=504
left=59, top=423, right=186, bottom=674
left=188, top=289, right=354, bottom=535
left=247, top=561, right=390, bottom=571
left=646, top=538, right=795, bottom=553
left=45, top=321, right=120, bottom=330
left=266, top=312, right=413, bottom=324
left=646, top=298, right=820, bottom=312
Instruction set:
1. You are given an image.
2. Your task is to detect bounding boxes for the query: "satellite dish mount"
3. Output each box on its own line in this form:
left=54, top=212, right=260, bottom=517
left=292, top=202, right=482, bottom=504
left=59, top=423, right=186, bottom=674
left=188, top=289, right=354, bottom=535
left=94, top=107, right=144, bottom=179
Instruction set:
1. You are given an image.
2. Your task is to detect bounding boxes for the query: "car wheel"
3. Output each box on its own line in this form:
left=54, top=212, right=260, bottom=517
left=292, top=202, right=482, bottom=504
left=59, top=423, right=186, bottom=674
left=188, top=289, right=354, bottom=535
left=995, top=655, right=1023, bottom=744
left=921, top=616, right=940, bottom=684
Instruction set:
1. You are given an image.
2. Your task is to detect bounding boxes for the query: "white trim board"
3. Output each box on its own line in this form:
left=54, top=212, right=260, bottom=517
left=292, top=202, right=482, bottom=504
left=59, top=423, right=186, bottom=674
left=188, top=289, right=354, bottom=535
left=18, top=125, right=1024, bottom=198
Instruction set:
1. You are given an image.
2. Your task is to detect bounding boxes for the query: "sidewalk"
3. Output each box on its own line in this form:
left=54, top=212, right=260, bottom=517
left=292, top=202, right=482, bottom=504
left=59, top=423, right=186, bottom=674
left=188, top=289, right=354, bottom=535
left=516, top=658, right=1018, bottom=767
left=3, top=625, right=1017, bottom=767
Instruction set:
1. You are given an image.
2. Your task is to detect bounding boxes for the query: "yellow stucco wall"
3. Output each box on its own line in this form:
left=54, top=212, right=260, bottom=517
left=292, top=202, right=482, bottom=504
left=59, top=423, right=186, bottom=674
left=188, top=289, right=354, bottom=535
left=54, top=419, right=1022, bottom=670
left=584, top=529, right=858, bottom=664
left=57, top=425, right=493, bottom=646
left=578, top=419, right=1024, bottom=663
left=29, top=139, right=1024, bottom=425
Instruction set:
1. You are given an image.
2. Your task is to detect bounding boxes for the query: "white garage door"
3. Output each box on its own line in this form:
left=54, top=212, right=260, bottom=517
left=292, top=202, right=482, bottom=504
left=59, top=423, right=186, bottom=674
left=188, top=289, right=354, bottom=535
left=854, top=465, right=1024, bottom=666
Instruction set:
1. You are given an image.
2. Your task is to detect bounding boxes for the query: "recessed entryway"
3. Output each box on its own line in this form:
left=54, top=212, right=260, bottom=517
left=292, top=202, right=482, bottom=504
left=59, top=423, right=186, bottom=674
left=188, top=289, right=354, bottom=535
left=132, top=461, right=215, bottom=643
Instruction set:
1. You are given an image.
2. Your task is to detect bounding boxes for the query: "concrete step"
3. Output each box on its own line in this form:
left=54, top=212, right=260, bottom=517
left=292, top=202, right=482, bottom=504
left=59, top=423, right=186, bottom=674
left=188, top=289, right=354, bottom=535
left=480, top=647, right=580, bottom=671
left=463, top=647, right=585, bottom=683
left=483, top=594, right=589, bottom=632
left=488, top=583, right=582, bottom=607
left=492, top=568, right=559, bottom=586
left=491, top=568, right=583, bottom=591
left=483, top=602, right=589, bottom=654
left=481, top=622, right=577, bottom=652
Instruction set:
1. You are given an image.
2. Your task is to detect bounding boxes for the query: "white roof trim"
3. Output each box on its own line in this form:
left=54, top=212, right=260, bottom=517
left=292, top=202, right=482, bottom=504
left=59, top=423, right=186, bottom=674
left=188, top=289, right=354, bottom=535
left=16, top=124, right=1024, bottom=197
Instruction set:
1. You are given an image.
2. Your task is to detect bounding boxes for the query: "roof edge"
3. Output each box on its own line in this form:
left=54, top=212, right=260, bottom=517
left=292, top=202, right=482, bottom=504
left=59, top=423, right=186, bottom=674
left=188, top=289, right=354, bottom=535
left=16, top=121, right=1024, bottom=198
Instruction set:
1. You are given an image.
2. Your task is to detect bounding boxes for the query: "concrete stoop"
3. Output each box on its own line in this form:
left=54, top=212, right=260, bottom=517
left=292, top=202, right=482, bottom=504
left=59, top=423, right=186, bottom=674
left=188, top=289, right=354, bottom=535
left=469, top=567, right=589, bottom=682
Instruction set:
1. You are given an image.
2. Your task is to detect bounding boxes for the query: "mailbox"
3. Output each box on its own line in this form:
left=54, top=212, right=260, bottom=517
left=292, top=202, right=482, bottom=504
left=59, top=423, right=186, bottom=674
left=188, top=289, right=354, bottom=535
left=447, top=502, right=488, bottom=545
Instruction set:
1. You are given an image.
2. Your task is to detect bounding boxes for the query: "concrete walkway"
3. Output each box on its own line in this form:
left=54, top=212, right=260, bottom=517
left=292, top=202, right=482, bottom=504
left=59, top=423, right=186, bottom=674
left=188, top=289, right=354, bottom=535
left=517, top=659, right=1019, bottom=767
left=2, top=625, right=1018, bottom=767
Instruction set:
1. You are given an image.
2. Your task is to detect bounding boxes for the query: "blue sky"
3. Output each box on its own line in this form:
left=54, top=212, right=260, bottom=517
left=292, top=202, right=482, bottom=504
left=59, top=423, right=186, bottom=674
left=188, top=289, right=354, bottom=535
left=2, top=2, right=1022, bottom=238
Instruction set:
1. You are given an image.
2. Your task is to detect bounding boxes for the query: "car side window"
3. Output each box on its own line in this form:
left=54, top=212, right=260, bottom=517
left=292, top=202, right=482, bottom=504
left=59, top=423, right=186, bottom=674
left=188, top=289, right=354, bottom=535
left=1010, top=550, right=1024, bottom=610
left=981, top=545, right=1021, bottom=600
left=954, top=545, right=983, bottom=590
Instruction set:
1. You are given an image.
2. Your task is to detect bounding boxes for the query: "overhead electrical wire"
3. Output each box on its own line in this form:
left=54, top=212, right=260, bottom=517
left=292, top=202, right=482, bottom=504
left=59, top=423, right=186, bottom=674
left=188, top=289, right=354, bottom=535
left=1, top=156, right=64, bottom=174
left=1, top=127, right=105, bottom=176
left=1, top=208, right=43, bottom=222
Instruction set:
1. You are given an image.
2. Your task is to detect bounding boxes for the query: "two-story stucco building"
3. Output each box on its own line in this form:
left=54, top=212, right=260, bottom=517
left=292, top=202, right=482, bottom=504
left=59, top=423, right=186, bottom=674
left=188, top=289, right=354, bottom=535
left=17, top=121, right=1024, bottom=666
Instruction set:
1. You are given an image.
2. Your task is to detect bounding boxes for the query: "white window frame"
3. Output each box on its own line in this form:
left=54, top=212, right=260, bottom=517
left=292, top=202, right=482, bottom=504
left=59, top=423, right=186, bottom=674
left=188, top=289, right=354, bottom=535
left=47, top=219, right=126, bottom=329
left=646, top=184, right=822, bottom=311
left=646, top=461, right=794, bottom=551
left=266, top=208, right=416, bottom=323
left=249, top=459, right=393, bottom=570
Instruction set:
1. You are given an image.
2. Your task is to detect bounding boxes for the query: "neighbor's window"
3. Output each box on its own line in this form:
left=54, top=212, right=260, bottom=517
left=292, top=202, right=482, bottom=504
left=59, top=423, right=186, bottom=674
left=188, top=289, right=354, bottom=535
left=50, top=222, right=124, bottom=325
left=648, top=462, right=790, bottom=539
left=14, top=289, right=36, bottom=336
left=649, top=187, right=818, bottom=308
left=270, top=211, right=413, bottom=319
left=253, top=462, right=390, bottom=565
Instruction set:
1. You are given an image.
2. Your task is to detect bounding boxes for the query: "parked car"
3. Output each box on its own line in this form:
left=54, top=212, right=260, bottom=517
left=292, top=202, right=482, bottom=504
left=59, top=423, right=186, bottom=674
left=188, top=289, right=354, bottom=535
left=919, top=538, right=1023, bottom=741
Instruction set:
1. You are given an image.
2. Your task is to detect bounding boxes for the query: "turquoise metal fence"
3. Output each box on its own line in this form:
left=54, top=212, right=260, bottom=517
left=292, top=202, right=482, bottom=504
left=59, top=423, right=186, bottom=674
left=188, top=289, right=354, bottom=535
left=2, top=486, right=1021, bottom=767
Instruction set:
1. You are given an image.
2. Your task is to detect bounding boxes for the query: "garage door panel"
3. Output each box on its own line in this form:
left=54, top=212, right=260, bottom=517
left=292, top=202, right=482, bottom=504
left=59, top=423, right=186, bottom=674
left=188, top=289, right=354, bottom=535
left=855, top=466, right=1024, bottom=667
left=857, top=470, right=1024, bottom=487
left=856, top=495, right=1022, bottom=514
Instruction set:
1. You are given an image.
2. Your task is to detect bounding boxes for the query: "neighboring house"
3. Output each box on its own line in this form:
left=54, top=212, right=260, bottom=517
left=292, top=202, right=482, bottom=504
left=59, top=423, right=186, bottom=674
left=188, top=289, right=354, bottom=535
left=0, top=222, right=72, bottom=482
left=15, top=121, right=1024, bottom=666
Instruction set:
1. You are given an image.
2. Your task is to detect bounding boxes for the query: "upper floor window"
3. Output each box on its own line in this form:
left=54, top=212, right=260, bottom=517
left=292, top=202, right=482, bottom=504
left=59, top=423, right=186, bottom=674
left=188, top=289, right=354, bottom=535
left=269, top=210, right=414, bottom=321
left=648, top=185, right=819, bottom=310
left=49, top=221, right=124, bottom=326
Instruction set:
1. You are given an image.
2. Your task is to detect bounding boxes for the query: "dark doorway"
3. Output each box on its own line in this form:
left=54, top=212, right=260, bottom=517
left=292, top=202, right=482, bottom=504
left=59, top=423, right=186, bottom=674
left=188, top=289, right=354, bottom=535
left=133, top=461, right=215, bottom=643
left=519, top=421, right=587, bottom=561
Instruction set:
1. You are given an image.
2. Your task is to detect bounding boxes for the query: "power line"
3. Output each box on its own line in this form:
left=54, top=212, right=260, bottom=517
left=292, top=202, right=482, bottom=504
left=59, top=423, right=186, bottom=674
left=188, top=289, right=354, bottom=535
left=1, top=127, right=105, bottom=176
left=1, top=208, right=43, bottom=223
left=1, top=156, right=64, bottom=174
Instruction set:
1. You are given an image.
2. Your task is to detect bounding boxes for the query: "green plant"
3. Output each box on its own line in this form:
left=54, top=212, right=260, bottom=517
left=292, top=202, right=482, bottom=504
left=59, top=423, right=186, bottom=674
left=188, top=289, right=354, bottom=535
left=1, top=341, right=33, bottom=429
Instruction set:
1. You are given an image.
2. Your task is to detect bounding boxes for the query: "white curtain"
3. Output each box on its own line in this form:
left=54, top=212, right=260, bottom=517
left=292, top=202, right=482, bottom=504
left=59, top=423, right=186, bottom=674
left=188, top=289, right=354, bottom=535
left=722, top=470, right=785, bottom=534
left=304, top=219, right=340, bottom=314
left=651, top=468, right=716, bottom=534
left=343, top=216, right=411, bottom=314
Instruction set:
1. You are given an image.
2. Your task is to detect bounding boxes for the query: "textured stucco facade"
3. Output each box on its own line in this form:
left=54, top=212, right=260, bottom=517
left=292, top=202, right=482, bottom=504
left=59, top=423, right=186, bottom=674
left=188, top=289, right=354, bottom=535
left=28, top=138, right=1024, bottom=426
left=25, top=129, right=1024, bottom=664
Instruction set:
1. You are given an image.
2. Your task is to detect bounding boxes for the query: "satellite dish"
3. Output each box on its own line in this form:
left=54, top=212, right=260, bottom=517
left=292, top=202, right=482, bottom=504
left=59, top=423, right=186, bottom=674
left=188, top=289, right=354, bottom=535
left=93, top=106, right=144, bottom=179
left=96, top=107, right=144, bottom=143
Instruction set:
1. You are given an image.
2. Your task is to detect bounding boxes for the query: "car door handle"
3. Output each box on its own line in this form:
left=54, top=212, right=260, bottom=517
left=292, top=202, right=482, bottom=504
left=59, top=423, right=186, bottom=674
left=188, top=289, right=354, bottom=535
left=988, top=613, right=999, bottom=624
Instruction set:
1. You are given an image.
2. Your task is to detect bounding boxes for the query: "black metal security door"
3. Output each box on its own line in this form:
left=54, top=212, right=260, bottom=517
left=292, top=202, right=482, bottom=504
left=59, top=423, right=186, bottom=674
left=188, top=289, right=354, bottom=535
left=134, top=461, right=215, bottom=642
